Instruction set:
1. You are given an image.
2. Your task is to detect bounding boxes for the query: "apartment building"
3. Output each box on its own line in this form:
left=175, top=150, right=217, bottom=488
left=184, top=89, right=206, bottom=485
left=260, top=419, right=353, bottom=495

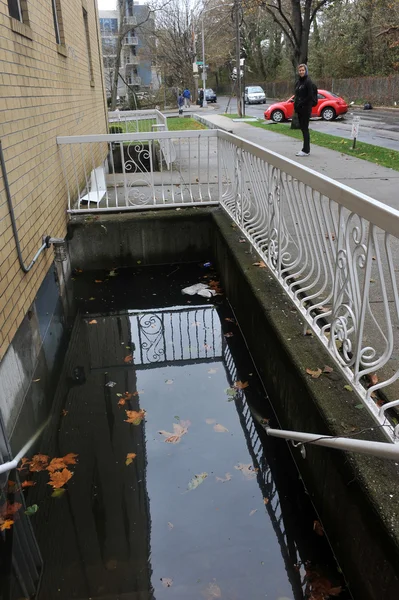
left=99, top=1, right=158, bottom=102
left=0, top=0, right=107, bottom=436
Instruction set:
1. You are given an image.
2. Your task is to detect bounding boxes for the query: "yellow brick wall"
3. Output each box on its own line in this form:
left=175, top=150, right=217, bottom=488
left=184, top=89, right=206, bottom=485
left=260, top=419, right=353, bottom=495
left=0, top=0, right=107, bottom=358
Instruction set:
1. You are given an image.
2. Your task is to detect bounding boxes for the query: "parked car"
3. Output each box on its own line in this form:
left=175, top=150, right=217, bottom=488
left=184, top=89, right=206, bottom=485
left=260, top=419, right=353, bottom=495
left=244, top=86, right=266, bottom=104
left=205, top=88, right=217, bottom=103
left=264, top=90, right=348, bottom=122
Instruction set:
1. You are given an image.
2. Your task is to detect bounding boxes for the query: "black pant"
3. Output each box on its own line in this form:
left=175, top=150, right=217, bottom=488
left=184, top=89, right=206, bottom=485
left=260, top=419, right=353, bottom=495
left=297, top=109, right=311, bottom=153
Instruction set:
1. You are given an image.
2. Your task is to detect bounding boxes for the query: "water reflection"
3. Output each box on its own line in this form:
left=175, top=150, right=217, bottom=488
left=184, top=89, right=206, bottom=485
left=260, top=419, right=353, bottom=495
left=1, top=267, right=346, bottom=599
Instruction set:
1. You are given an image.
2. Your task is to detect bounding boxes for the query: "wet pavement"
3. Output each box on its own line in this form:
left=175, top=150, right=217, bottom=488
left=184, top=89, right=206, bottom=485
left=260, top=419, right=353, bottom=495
left=2, top=264, right=351, bottom=600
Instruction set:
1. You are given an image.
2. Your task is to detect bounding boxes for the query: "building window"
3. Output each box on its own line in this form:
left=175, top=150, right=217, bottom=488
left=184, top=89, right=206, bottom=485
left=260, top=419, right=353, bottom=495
left=83, top=8, right=94, bottom=84
left=52, top=0, right=61, bottom=43
left=8, top=0, right=22, bottom=21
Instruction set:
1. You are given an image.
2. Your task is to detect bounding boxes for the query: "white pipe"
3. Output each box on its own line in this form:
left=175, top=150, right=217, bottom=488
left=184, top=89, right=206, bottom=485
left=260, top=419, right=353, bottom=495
left=266, top=427, right=399, bottom=460
left=0, top=416, right=51, bottom=475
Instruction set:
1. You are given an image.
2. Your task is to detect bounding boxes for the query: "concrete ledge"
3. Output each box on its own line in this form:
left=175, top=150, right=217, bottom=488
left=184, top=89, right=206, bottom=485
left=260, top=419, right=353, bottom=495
left=193, top=113, right=233, bottom=133
left=211, top=208, right=399, bottom=600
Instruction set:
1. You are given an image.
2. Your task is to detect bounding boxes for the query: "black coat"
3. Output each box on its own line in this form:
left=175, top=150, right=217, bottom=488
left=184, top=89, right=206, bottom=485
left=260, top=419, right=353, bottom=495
left=294, top=76, right=313, bottom=113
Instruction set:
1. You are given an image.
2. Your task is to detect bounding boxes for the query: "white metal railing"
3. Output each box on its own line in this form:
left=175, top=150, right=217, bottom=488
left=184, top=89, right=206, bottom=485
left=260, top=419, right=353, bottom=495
left=108, top=109, right=163, bottom=134
left=123, top=16, right=137, bottom=26
left=56, top=128, right=399, bottom=441
left=123, top=35, right=138, bottom=45
left=124, top=55, right=139, bottom=66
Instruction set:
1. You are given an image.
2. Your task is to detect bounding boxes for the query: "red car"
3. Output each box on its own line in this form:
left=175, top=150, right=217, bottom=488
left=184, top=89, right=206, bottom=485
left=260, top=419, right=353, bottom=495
left=264, top=90, right=348, bottom=122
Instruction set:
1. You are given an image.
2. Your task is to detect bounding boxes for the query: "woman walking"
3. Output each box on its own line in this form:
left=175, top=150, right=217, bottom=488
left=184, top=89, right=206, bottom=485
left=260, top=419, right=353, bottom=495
left=294, top=64, right=313, bottom=157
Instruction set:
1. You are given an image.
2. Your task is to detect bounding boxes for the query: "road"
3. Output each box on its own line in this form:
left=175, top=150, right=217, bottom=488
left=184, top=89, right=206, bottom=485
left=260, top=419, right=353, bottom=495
left=212, top=95, right=399, bottom=152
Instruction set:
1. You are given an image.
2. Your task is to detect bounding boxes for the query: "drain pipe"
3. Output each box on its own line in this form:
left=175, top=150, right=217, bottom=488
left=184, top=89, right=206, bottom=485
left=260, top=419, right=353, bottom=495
left=0, top=416, right=51, bottom=475
left=0, top=140, right=66, bottom=272
left=265, top=427, right=399, bottom=461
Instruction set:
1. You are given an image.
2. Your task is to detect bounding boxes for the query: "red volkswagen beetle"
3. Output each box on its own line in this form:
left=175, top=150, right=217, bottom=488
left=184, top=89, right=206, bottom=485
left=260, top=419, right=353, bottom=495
left=264, top=90, right=348, bottom=122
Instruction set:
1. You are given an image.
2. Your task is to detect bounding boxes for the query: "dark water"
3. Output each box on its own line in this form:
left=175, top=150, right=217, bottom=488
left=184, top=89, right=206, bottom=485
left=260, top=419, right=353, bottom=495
left=1, top=264, right=351, bottom=600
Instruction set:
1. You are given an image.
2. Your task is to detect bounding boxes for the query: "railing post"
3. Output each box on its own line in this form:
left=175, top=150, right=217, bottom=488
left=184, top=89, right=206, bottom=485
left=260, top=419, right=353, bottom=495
left=217, top=133, right=223, bottom=203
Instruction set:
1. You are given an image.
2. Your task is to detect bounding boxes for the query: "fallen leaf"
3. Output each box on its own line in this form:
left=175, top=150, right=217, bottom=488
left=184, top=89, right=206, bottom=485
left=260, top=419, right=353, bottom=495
left=62, top=453, right=78, bottom=466
left=108, top=270, right=118, bottom=277
left=1, top=502, right=22, bottom=518
left=234, top=463, right=258, bottom=479
left=25, top=504, right=39, bottom=516
left=187, top=472, right=208, bottom=491
left=165, top=379, right=174, bottom=384
left=161, top=578, right=173, bottom=588
left=47, top=458, right=69, bottom=473
left=18, top=457, right=31, bottom=471
left=32, top=378, right=40, bottom=382
left=21, top=480, right=36, bottom=488
left=216, top=473, right=232, bottom=483
left=263, top=497, right=269, bottom=505
left=304, top=329, right=313, bottom=336
left=88, top=319, right=97, bottom=325
left=252, top=261, right=267, bottom=268
left=344, top=385, right=353, bottom=392
left=249, top=509, right=258, bottom=516
left=208, top=368, right=218, bottom=374
left=306, top=368, right=322, bottom=379
left=125, top=453, right=137, bottom=466
left=224, top=332, right=234, bottom=338
left=205, top=582, right=222, bottom=598
left=51, top=488, right=66, bottom=498
left=239, top=238, right=246, bottom=243
left=124, top=354, right=133, bottom=363
left=234, top=380, right=249, bottom=390
left=47, top=468, right=73, bottom=489
left=368, top=373, right=378, bottom=386
left=89, top=297, right=95, bottom=301
left=323, top=365, right=333, bottom=374
left=0, top=519, right=14, bottom=531
left=159, top=422, right=189, bottom=443
left=225, top=317, right=235, bottom=323
left=94, top=280, right=103, bottom=283
left=62, top=409, right=68, bottom=417
left=125, top=409, right=146, bottom=425
left=29, top=454, right=49, bottom=472
left=105, top=381, right=117, bottom=387
left=313, top=520, right=324, bottom=536
left=205, top=418, right=216, bottom=424
left=167, top=521, right=174, bottom=530
left=225, top=387, right=237, bottom=400
left=118, top=398, right=126, bottom=406
left=213, top=423, right=229, bottom=433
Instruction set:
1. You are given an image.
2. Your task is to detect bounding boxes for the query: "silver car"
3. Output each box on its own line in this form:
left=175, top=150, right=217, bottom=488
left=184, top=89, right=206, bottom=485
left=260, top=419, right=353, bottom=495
left=244, top=86, right=266, bottom=105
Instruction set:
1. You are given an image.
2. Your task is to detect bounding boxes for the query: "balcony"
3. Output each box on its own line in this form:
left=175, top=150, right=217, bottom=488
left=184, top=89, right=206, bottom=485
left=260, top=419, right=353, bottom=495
left=123, top=16, right=137, bottom=26
left=127, top=75, right=141, bottom=86
left=123, top=35, right=138, bottom=46
left=124, top=55, right=139, bottom=66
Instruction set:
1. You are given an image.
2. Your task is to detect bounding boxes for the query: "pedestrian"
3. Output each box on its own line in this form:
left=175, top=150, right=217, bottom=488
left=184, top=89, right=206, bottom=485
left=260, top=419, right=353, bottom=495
left=183, top=87, right=191, bottom=108
left=199, top=88, right=204, bottom=108
left=294, top=63, right=313, bottom=157
left=178, top=93, right=184, bottom=115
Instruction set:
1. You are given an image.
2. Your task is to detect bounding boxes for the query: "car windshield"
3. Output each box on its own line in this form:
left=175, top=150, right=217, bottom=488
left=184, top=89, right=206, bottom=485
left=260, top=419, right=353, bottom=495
left=248, top=87, right=263, bottom=93
left=206, top=89, right=214, bottom=93
left=329, top=92, right=340, bottom=98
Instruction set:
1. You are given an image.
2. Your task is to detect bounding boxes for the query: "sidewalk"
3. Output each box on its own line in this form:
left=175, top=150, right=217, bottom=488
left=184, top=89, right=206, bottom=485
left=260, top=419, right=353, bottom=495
left=196, top=113, right=399, bottom=211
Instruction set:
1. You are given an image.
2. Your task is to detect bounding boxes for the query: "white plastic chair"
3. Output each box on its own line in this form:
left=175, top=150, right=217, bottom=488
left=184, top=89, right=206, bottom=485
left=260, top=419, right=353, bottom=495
left=79, top=167, right=106, bottom=207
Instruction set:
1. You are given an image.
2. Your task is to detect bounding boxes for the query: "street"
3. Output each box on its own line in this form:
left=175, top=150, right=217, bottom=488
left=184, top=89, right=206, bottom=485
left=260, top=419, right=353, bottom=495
left=211, top=95, right=399, bottom=152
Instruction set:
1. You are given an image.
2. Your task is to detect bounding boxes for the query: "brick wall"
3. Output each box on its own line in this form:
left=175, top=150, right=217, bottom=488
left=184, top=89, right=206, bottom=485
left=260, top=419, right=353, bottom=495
left=0, top=0, right=107, bottom=358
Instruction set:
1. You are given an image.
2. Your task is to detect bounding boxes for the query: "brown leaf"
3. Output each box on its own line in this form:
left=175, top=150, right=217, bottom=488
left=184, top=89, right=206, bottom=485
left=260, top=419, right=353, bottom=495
left=234, top=380, right=249, bottom=390
left=124, top=354, right=133, bottom=363
left=21, top=480, right=36, bottom=488
left=306, top=368, right=322, bottom=379
left=94, top=279, right=103, bottom=283
left=118, top=398, right=126, bottom=406
left=88, top=319, right=97, bottom=325
left=234, top=463, right=258, bottom=479
left=62, top=453, right=78, bottom=465
left=47, top=458, right=68, bottom=473
left=125, top=409, right=146, bottom=425
left=0, top=519, right=14, bottom=531
left=225, top=317, right=236, bottom=323
left=125, top=453, right=137, bottom=466
left=161, top=577, right=173, bottom=587
left=249, top=509, right=258, bottom=516
left=224, top=332, right=234, bottom=338
left=29, top=454, right=49, bottom=472
left=263, top=497, right=269, bottom=505
left=1, top=502, right=22, bottom=518
left=313, top=520, right=324, bottom=536
left=216, top=472, right=232, bottom=483
left=304, top=329, right=313, bottom=336
left=159, top=422, right=189, bottom=443
left=48, top=468, right=73, bottom=489
left=323, top=365, right=334, bottom=374
left=17, top=457, right=31, bottom=471
left=205, top=582, right=222, bottom=598
left=368, top=373, right=379, bottom=386
left=253, top=261, right=267, bottom=268
left=213, top=423, right=229, bottom=433
left=62, top=409, right=68, bottom=417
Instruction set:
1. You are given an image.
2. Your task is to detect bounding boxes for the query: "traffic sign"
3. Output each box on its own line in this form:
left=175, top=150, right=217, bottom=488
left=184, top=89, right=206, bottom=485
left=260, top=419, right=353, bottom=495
left=196, top=61, right=203, bottom=65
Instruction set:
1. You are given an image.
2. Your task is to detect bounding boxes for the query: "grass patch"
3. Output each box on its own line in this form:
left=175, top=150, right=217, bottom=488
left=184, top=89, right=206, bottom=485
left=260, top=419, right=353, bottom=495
left=167, top=117, right=206, bottom=131
left=223, top=114, right=399, bottom=171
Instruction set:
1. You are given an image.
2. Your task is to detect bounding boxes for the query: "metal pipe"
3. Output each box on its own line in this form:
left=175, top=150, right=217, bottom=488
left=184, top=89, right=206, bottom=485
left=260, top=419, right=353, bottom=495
left=265, top=427, right=399, bottom=460
left=0, top=140, right=47, bottom=273
left=0, top=416, right=51, bottom=475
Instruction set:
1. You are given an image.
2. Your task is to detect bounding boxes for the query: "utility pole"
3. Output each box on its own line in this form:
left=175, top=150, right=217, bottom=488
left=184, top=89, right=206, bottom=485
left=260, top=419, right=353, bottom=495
left=234, top=0, right=242, bottom=117
left=201, top=15, right=207, bottom=107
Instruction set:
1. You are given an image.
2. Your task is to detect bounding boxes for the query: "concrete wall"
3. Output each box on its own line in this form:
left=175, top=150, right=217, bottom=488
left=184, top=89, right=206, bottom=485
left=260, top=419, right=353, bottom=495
left=0, top=0, right=107, bottom=360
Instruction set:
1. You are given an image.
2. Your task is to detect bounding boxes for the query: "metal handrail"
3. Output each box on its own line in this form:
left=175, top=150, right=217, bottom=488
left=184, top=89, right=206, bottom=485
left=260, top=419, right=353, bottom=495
left=0, top=416, right=50, bottom=475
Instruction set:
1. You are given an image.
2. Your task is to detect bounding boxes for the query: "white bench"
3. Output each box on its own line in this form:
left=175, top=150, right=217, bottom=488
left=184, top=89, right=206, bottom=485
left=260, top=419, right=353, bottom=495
left=79, top=167, right=107, bottom=206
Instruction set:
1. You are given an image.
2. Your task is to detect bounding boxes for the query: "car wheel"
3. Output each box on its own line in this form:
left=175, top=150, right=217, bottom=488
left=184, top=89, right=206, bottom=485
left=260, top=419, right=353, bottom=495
left=321, top=107, right=336, bottom=121
left=263, top=100, right=266, bottom=104
left=271, top=109, right=284, bottom=123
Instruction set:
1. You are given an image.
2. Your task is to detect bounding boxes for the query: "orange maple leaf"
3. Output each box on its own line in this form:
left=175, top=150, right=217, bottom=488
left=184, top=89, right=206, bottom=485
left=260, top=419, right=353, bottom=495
left=62, top=453, right=78, bottom=466
left=17, top=457, right=31, bottom=471
left=125, top=453, right=137, bottom=466
left=125, top=409, right=146, bottom=425
left=29, top=454, right=49, bottom=472
left=234, top=381, right=249, bottom=390
left=0, top=502, right=22, bottom=518
left=47, top=468, right=73, bottom=489
left=0, top=519, right=14, bottom=531
left=47, top=457, right=68, bottom=473
left=21, top=480, right=36, bottom=488
left=118, top=398, right=126, bottom=406
left=124, top=354, right=133, bottom=363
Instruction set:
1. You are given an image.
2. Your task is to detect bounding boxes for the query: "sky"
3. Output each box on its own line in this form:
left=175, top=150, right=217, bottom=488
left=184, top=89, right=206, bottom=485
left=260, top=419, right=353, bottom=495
left=98, top=0, right=117, bottom=8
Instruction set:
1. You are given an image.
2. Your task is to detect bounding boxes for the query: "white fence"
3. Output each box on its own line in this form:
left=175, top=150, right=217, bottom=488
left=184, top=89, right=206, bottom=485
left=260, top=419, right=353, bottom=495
left=108, top=109, right=168, bottom=133
left=57, top=128, right=399, bottom=441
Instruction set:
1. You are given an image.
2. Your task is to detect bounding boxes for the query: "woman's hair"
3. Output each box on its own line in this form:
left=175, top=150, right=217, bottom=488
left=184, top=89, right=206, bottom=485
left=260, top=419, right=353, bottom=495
left=298, top=63, right=308, bottom=75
